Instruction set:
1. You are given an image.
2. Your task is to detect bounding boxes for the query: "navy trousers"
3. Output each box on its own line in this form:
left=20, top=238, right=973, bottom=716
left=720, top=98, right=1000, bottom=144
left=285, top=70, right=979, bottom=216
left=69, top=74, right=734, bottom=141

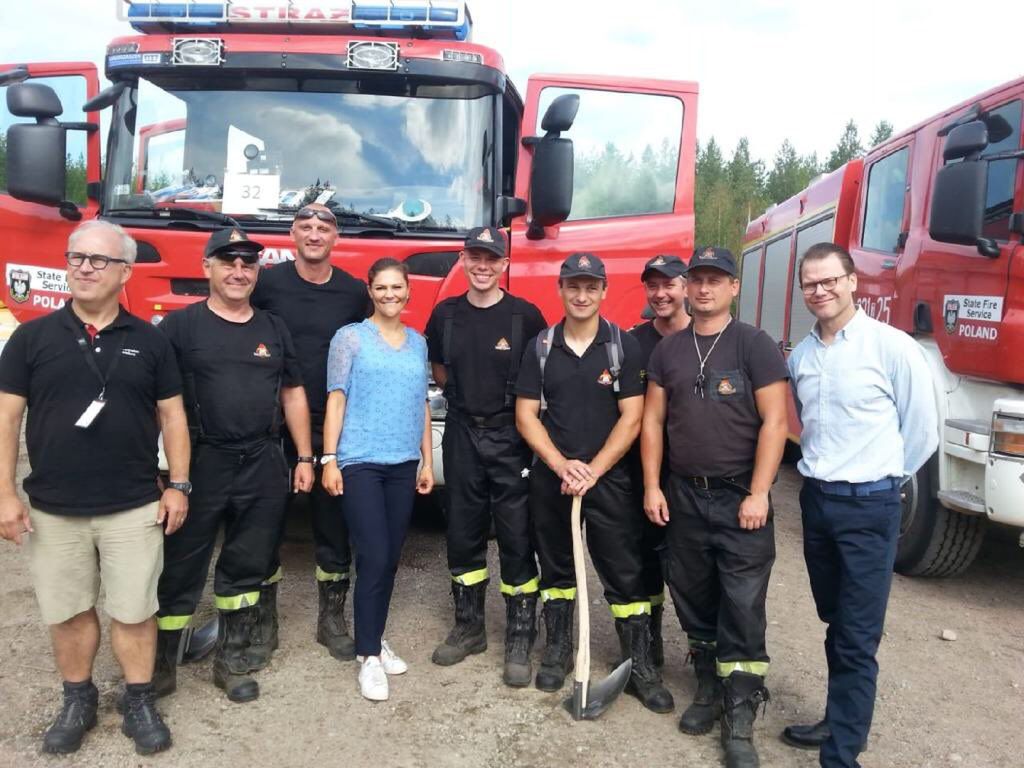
left=800, top=479, right=901, bottom=768
left=341, top=461, right=418, bottom=657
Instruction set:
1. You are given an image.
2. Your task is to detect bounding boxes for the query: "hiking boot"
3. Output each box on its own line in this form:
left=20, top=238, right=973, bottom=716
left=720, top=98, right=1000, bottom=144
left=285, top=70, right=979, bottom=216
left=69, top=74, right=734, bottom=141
left=721, top=671, right=770, bottom=768
left=317, top=579, right=355, bottom=661
left=248, top=581, right=279, bottom=671
left=502, top=593, right=538, bottom=687
left=432, top=580, right=488, bottom=666
left=153, top=628, right=182, bottom=699
left=41, top=680, right=98, bottom=754
left=121, top=683, right=172, bottom=755
left=679, top=641, right=722, bottom=734
left=615, top=613, right=674, bottom=713
left=212, top=607, right=260, bottom=703
left=651, top=603, right=665, bottom=667
left=535, top=598, right=574, bottom=692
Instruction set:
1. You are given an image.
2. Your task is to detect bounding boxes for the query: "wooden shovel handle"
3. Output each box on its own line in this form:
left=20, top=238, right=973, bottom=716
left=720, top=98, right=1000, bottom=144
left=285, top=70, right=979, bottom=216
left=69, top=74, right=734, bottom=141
left=570, top=495, right=590, bottom=702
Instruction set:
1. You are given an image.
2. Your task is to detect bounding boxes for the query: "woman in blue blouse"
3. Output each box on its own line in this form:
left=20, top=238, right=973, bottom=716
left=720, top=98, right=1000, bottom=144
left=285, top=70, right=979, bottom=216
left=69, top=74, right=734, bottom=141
left=322, top=257, right=433, bottom=702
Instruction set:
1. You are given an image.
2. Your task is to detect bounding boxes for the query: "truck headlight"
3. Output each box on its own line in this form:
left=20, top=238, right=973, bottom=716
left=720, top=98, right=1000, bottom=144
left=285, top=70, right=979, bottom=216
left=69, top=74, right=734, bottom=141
left=992, top=412, right=1024, bottom=457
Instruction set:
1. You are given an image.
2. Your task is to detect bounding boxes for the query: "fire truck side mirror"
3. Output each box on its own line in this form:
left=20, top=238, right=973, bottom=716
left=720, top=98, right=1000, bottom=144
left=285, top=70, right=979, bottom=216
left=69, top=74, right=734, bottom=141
left=528, top=137, right=574, bottom=233
left=5, top=83, right=68, bottom=208
left=929, top=159, right=988, bottom=249
left=942, top=121, right=989, bottom=162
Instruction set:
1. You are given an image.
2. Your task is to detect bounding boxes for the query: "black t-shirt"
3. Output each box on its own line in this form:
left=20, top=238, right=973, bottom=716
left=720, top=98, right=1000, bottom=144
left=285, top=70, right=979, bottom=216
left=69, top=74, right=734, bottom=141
left=425, top=292, right=547, bottom=417
left=648, top=320, right=788, bottom=478
left=630, top=320, right=667, bottom=389
left=251, top=261, right=368, bottom=423
left=0, top=303, right=182, bottom=516
left=516, top=318, right=644, bottom=463
left=160, top=302, right=303, bottom=443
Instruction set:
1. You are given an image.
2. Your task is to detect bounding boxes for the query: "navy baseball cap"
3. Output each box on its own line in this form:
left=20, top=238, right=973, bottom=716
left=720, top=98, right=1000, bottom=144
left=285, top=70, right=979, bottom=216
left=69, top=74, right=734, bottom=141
left=204, top=227, right=264, bottom=260
left=560, top=252, right=606, bottom=280
left=688, top=246, right=737, bottom=277
left=641, top=253, right=687, bottom=281
left=464, top=226, right=507, bottom=258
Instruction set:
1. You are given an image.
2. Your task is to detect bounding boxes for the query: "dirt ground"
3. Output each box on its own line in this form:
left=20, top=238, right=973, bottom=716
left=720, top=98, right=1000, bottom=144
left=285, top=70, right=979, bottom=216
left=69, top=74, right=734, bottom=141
left=1, top=464, right=1022, bottom=768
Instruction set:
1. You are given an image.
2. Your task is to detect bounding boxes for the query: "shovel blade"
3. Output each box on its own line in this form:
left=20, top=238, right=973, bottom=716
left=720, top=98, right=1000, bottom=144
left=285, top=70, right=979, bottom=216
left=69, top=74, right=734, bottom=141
left=180, top=616, right=219, bottom=663
left=563, top=658, right=632, bottom=721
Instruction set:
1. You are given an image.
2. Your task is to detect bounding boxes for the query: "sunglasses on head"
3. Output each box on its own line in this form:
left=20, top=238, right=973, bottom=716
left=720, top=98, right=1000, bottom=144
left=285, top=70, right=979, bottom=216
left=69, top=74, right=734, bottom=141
left=294, top=207, right=337, bottom=225
left=212, top=249, right=261, bottom=265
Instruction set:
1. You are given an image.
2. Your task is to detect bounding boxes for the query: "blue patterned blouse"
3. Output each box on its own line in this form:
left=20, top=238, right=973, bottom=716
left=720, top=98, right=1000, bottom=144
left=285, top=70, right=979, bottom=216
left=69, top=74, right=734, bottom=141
left=326, top=319, right=428, bottom=468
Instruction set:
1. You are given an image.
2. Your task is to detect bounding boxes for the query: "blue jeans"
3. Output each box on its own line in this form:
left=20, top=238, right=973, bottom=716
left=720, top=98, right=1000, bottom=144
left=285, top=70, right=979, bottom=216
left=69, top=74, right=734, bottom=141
left=341, top=461, right=418, bottom=657
left=800, top=479, right=901, bottom=768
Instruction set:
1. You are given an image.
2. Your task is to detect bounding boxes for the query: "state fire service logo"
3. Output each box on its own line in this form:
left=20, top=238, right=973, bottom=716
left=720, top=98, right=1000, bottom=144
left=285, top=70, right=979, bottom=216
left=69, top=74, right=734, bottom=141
left=717, top=377, right=736, bottom=396
left=254, top=343, right=271, bottom=358
left=477, top=229, right=493, bottom=242
left=8, top=269, right=30, bottom=304
left=700, top=247, right=715, bottom=260
left=494, top=337, right=510, bottom=351
left=597, top=369, right=613, bottom=386
left=229, top=229, right=246, bottom=242
left=652, top=255, right=666, bottom=266
left=577, top=255, right=591, bottom=269
left=944, top=299, right=960, bottom=334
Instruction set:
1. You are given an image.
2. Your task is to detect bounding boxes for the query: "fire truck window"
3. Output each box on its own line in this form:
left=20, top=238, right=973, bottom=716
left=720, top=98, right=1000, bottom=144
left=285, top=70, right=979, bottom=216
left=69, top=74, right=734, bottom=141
left=758, top=234, right=793, bottom=345
left=861, top=147, right=909, bottom=253
left=738, top=247, right=763, bottom=324
left=537, top=87, right=682, bottom=221
left=0, top=75, right=89, bottom=206
left=979, top=100, right=1021, bottom=241
left=790, top=215, right=836, bottom=342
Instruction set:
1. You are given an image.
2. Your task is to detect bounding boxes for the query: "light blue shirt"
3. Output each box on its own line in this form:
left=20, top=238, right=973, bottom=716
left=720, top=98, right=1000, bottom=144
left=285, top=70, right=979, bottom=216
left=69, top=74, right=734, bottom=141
left=326, top=319, right=427, bottom=468
left=788, top=309, right=939, bottom=483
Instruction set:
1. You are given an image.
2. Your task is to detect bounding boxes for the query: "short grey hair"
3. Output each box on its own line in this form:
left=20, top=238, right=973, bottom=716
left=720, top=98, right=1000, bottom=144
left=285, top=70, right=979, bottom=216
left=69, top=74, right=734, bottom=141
left=67, top=220, right=138, bottom=264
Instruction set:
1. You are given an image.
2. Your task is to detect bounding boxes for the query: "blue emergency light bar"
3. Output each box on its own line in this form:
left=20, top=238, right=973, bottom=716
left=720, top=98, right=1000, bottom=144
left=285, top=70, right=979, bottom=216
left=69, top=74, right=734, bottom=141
left=120, top=1, right=472, bottom=40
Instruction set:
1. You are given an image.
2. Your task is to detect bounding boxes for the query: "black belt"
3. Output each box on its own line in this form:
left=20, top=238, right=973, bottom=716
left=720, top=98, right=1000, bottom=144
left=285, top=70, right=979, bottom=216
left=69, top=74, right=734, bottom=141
left=447, top=409, right=516, bottom=429
left=681, top=473, right=753, bottom=493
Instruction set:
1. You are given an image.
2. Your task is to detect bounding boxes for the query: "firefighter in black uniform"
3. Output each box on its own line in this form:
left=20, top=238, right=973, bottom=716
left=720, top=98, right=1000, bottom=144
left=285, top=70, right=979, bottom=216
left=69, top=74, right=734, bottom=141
left=155, top=228, right=314, bottom=703
left=425, top=227, right=547, bottom=687
left=516, top=253, right=674, bottom=714
left=629, top=253, right=690, bottom=668
left=642, top=247, right=789, bottom=767
left=252, top=204, right=369, bottom=666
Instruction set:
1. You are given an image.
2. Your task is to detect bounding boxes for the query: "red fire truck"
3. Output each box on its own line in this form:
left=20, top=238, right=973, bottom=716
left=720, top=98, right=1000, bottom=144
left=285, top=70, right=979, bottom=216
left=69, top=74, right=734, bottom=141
left=739, top=76, right=1024, bottom=576
left=0, top=1, right=697, bottom=482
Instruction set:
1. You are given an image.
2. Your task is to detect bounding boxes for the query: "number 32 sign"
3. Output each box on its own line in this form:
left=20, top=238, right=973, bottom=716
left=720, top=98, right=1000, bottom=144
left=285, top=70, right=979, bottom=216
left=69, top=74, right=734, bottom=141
left=222, top=171, right=281, bottom=214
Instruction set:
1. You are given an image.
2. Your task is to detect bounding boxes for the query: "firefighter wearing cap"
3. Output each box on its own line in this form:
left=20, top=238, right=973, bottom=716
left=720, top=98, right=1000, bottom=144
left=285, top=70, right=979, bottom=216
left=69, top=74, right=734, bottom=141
left=424, top=226, right=547, bottom=687
left=641, top=246, right=788, bottom=767
left=515, top=252, right=674, bottom=714
left=629, top=253, right=691, bottom=668
left=154, top=228, right=315, bottom=703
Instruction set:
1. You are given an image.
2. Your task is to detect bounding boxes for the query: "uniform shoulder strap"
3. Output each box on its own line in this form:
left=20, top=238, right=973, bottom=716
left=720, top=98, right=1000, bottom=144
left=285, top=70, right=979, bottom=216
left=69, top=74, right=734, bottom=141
left=603, top=318, right=622, bottom=395
left=536, top=324, right=556, bottom=412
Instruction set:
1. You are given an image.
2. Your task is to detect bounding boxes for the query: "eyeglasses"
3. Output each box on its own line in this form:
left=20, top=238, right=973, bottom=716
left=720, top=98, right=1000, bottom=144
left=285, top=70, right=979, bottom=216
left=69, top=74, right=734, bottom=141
left=294, top=207, right=337, bottom=225
left=800, top=273, right=851, bottom=296
left=66, top=251, right=129, bottom=270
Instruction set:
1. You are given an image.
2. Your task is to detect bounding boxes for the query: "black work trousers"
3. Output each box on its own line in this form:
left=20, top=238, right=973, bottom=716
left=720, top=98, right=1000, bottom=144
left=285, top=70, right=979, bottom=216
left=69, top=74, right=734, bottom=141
left=158, top=439, right=290, bottom=623
left=442, top=413, right=537, bottom=591
left=664, top=473, right=775, bottom=669
left=530, top=461, right=647, bottom=612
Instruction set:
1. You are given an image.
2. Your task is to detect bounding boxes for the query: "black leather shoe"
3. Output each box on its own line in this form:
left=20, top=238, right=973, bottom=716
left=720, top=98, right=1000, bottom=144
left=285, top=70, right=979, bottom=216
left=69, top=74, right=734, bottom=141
left=781, top=720, right=829, bottom=750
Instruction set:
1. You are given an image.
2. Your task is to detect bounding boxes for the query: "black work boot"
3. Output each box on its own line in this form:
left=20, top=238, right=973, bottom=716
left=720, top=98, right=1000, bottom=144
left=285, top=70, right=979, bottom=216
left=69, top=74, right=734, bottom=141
left=153, top=628, right=182, bottom=699
left=615, top=614, right=675, bottom=713
left=212, top=607, right=260, bottom=703
left=317, top=578, right=356, bottom=661
left=534, top=599, right=574, bottom=692
left=502, top=593, right=538, bottom=687
left=41, top=680, right=98, bottom=754
left=679, top=641, right=722, bottom=734
left=651, top=603, right=665, bottom=667
left=248, top=581, right=279, bottom=671
left=721, top=671, right=770, bottom=768
left=121, top=683, right=172, bottom=755
left=432, top=580, right=488, bottom=666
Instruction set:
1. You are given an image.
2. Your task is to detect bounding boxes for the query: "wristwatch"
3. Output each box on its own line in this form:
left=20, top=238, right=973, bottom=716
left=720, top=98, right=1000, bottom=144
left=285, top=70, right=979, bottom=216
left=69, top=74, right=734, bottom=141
left=319, top=453, right=337, bottom=466
left=296, top=456, right=316, bottom=464
left=168, top=480, right=192, bottom=496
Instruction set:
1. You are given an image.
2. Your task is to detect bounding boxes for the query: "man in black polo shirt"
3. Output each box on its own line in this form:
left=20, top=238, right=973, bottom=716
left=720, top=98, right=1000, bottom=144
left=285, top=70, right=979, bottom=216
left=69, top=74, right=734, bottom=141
left=424, top=227, right=546, bottom=687
left=642, top=246, right=788, bottom=768
left=516, top=252, right=673, bottom=714
left=0, top=220, right=190, bottom=756
left=251, top=203, right=368, bottom=665
left=629, top=253, right=690, bottom=668
left=156, top=227, right=314, bottom=703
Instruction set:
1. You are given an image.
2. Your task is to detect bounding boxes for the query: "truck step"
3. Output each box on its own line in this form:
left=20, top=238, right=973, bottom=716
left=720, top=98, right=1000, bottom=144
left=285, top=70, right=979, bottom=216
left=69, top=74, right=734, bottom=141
left=937, top=490, right=986, bottom=515
left=944, top=418, right=991, bottom=436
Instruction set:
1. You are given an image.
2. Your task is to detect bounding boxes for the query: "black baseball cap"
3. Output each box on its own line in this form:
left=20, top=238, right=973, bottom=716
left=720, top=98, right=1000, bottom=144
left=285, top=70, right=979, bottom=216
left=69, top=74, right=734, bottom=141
left=641, top=253, right=687, bottom=281
left=464, top=226, right=507, bottom=258
left=687, top=245, right=737, bottom=277
left=204, top=227, right=264, bottom=260
left=560, top=252, right=606, bottom=280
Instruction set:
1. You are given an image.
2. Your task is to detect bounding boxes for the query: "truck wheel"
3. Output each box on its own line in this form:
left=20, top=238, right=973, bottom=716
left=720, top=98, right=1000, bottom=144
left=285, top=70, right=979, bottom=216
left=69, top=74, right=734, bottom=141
left=894, top=455, right=987, bottom=577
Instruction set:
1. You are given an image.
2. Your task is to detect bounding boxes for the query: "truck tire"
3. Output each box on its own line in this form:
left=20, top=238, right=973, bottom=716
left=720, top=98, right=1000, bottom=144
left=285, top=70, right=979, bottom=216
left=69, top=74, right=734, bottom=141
left=894, top=455, right=987, bottom=577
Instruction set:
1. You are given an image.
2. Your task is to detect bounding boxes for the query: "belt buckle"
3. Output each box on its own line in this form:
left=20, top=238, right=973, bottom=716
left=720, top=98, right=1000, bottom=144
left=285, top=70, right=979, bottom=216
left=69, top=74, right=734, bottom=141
left=694, top=476, right=710, bottom=490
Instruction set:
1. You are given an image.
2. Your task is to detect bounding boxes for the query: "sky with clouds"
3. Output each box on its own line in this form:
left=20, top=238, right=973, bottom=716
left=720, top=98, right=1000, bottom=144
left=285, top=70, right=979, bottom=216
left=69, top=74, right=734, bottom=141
left=1, top=0, right=1022, bottom=165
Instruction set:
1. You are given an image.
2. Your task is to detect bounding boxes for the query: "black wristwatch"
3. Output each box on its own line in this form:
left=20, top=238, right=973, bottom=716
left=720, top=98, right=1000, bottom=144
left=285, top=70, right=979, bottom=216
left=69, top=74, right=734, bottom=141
left=296, top=456, right=316, bottom=464
left=168, top=480, right=192, bottom=496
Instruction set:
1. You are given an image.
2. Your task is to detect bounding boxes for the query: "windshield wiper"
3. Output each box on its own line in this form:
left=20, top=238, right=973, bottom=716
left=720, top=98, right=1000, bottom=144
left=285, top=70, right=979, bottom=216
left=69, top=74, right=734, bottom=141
left=333, top=209, right=407, bottom=232
left=106, top=207, right=242, bottom=227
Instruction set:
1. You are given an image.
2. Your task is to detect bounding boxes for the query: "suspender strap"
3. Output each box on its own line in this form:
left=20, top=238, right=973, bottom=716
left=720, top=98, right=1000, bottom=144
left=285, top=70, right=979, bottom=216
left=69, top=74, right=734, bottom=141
left=182, top=305, right=205, bottom=442
left=536, top=325, right=556, bottom=413
left=503, top=303, right=525, bottom=409
left=440, top=301, right=457, bottom=403
left=604, top=319, right=622, bottom=395
left=265, top=313, right=286, bottom=438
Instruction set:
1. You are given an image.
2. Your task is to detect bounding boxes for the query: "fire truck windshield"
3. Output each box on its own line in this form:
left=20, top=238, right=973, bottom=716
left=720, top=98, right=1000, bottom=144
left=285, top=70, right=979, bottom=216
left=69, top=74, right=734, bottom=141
left=103, top=75, right=495, bottom=232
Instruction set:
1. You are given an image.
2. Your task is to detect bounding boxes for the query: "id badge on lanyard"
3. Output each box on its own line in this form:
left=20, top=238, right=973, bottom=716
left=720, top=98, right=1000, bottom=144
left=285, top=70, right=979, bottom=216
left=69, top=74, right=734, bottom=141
left=69, top=318, right=124, bottom=429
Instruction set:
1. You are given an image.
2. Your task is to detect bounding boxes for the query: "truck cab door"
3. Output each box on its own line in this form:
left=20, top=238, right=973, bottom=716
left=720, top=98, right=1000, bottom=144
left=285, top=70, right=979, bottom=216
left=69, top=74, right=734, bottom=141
left=510, top=75, right=698, bottom=326
left=0, top=62, right=101, bottom=328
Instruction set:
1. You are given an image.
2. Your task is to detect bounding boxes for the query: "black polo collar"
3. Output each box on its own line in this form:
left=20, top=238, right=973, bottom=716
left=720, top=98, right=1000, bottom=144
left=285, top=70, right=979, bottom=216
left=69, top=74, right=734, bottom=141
left=64, top=301, right=135, bottom=331
left=550, top=317, right=612, bottom=350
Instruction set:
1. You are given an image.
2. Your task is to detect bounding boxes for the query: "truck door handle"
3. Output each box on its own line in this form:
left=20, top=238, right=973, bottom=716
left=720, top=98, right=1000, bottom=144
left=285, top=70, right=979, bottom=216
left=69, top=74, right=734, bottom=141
left=882, top=259, right=897, bottom=269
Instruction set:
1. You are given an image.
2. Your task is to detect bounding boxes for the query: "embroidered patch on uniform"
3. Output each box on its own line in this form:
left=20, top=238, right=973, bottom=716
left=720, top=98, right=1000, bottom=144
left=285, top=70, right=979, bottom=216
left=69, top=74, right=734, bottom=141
left=521, top=467, right=530, bottom=478
left=8, top=269, right=30, bottom=303
left=577, top=254, right=591, bottom=268
left=254, top=343, right=271, bottom=358
left=597, top=369, right=613, bottom=386
left=717, top=377, right=736, bottom=395
left=652, top=255, right=666, bottom=266
left=495, top=337, right=511, bottom=351
left=700, top=247, right=715, bottom=259
left=121, top=348, right=141, bottom=357
left=478, top=229, right=493, bottom=242
left=229, top=229, right=246, bottom=242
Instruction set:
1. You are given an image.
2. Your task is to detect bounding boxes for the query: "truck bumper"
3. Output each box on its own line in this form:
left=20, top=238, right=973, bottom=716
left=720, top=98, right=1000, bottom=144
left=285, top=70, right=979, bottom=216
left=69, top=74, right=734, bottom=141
left=985, top=398, right=1024, bottom=527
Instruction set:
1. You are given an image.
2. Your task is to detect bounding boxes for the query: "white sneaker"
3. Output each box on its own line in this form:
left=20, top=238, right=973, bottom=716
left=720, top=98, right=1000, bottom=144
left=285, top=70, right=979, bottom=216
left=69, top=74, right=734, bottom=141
left=358, top=657, right=388, bottom=701
left=357, top=641, right=408, bottom=676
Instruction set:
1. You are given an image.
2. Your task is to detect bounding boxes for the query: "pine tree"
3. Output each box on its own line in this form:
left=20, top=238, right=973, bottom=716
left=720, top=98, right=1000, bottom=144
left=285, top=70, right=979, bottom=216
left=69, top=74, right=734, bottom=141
left=869, top=120, right=894, bottom=147
left=826, top=119, right=864, bottom=171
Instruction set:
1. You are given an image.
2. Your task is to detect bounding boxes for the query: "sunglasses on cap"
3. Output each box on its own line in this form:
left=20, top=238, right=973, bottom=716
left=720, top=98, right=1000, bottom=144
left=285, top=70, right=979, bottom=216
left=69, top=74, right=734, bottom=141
left=294, top=207, right=338, bottom=225
left=212, top=249, right=261, bottom=264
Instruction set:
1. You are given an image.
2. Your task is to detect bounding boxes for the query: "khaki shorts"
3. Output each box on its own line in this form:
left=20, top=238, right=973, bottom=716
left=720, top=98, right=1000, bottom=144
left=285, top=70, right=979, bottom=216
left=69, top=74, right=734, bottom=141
left=27, top=501, right=163, bottom=625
